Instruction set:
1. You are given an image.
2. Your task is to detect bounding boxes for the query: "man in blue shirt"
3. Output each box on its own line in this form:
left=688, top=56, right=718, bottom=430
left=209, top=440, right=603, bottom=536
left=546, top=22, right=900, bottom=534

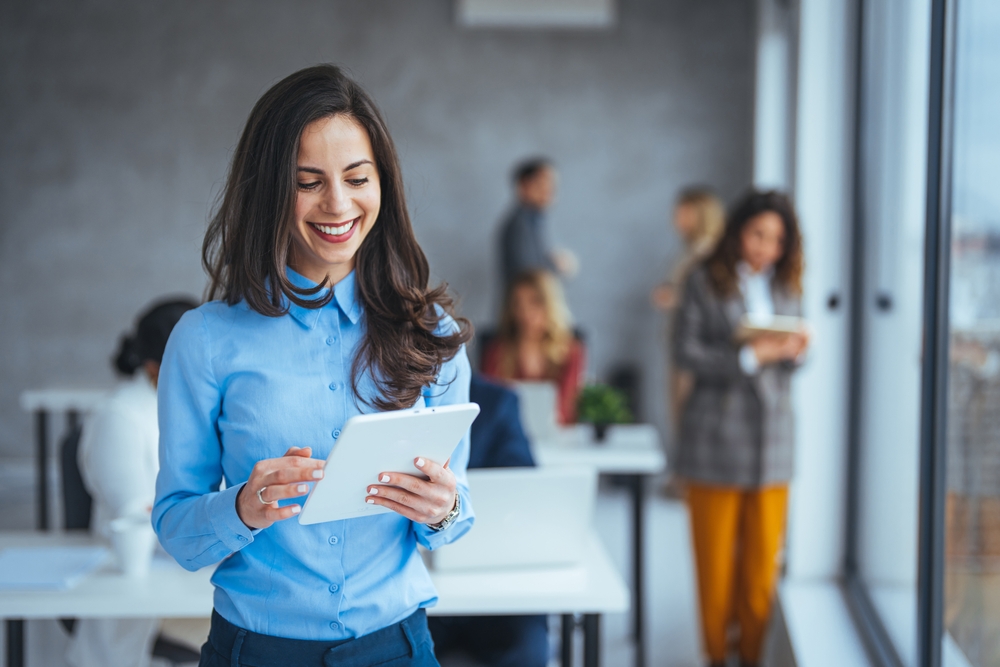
left=427, top=374, right=549, bottom=667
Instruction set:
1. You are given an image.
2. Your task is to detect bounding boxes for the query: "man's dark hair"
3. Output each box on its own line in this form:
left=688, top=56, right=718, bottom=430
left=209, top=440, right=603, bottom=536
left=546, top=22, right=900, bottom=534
left=512, top=157, right=553, bottom=186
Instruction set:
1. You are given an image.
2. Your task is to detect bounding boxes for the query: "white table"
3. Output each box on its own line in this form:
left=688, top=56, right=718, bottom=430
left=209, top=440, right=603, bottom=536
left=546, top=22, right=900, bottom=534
left=534, top=424, right=665, bottom=667
left=533, top=424, right=665, bottom=474
left=19, top=390, right=108, bottom=531
left=0, top=531, right=627, bottom=667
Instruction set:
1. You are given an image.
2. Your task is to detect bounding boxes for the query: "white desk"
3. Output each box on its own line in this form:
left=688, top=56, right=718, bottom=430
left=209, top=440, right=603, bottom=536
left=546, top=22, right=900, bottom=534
left=0, top=531, right=627, bottom=667
left=534, top=424, right=665, bottom=667
left=534, top=424, right=665, bottom=474
left=0, top=535, right=212, bottom=621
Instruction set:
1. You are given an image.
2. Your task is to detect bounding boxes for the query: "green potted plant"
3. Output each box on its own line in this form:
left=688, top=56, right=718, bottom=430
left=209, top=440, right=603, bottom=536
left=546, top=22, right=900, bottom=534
left=576, top=384, right=633, bottom=442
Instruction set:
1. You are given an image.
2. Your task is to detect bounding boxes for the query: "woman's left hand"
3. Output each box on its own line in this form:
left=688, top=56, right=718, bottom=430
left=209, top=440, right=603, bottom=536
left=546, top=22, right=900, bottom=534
left=367, top=457, right=457, bottom=525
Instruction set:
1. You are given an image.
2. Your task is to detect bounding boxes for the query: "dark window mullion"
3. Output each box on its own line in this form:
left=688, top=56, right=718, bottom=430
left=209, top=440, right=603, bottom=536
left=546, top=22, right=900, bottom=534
left=916, top=1, right=958, bottom=667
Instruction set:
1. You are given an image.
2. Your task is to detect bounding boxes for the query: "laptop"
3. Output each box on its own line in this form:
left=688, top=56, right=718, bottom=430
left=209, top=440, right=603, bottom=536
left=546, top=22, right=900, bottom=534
left=511, top=380, right=560, bottom=444
left=431, top=466, right=597, bottom=571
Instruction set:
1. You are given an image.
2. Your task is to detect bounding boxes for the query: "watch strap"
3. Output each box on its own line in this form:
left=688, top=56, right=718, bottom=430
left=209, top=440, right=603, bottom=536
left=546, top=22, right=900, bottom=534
left=427, top=493, right=461, bottom=532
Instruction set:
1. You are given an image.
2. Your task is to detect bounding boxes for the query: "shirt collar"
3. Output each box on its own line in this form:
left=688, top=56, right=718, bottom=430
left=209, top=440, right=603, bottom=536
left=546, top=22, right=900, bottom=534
left=283, top=267, right=361, bottom=329
left=736, top=261, right=775, bottom=282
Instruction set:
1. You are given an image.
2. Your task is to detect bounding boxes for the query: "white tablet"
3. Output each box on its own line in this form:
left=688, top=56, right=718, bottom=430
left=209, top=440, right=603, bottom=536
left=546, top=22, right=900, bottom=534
left=298, top=403, right=480, bottom=525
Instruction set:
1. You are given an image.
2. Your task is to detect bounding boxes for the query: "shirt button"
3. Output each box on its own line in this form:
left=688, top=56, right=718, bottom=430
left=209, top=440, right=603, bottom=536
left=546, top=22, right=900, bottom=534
left=326, top=336, right=335, bottom=345
left=328, top=535, right=339, bottom=545
left=332, top=429, right=341, bottom=439
left=329, top=382, right=338, bottom=391
left=237, top=536, right=247, bottom=542
left=329, top=583, right=340, bottom=593
left=330, top=621, right=340, bottom=631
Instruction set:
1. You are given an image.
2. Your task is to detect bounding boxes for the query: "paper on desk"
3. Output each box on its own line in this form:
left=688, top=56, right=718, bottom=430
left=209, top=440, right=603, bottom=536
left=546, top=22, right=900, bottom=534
left=0, top=546, right=109, bottom=590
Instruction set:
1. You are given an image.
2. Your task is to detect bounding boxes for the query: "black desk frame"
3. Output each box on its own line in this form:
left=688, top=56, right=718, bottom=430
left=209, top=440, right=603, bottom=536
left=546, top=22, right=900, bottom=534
left=564, top=472, right=649, bottom=667
left=562, top=613, right=602, bottom=667
left=7, top=408, right=79, bottom=667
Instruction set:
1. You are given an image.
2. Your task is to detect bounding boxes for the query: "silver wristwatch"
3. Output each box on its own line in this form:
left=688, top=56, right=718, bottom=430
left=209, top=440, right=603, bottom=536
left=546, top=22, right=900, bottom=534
left=427, top=494, right=461, bottom=532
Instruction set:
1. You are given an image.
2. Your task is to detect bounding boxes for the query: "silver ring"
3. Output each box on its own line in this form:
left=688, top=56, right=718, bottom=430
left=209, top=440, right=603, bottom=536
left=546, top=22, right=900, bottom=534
left=257, top=486, right=275, bottom=505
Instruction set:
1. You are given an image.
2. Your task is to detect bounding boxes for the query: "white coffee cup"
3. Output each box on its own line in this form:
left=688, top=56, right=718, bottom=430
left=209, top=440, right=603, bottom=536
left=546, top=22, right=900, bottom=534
left=108, top=515, right=156, bottom=578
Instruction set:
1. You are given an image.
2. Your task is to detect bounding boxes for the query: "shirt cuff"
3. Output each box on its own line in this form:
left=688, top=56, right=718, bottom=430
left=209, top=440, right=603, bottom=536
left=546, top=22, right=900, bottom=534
left=739, top=345, right=760, bottom=375
left=205, top=482, right=258, bottom=553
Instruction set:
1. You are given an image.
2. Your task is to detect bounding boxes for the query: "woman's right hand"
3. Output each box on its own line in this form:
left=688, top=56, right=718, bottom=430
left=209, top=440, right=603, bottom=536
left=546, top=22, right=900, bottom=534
left=750, top=331, right=809, bottom=365
left=236, top=446, right=326, bottom=530
left=651, top=284, right=677, bottom=310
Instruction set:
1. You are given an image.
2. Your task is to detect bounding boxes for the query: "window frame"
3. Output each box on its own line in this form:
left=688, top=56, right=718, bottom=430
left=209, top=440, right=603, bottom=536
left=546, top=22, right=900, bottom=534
left=841, top=1, right=957, bottom=666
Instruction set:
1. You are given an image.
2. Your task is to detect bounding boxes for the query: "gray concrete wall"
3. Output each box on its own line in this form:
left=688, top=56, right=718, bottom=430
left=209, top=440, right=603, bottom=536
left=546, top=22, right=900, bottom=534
left=0, top=0, right=755, bottom=462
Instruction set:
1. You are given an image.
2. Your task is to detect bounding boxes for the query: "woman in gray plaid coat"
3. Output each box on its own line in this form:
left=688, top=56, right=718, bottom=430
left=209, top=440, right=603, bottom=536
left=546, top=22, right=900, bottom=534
left=673, top=190, right=808, bottom=667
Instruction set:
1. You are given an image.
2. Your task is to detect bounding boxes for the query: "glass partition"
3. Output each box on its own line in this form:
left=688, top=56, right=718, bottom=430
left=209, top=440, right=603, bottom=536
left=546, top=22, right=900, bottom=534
left=850, top=1, right=931, bottom=663
left=942, top=1, right=1000, bottom=664
left=847, top=1, right=1000, bottom=665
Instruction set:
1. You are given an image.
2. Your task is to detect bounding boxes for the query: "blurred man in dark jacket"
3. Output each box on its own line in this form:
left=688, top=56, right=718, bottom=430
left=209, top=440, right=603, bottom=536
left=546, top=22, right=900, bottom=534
left=499, top=157, right=576, bottom=294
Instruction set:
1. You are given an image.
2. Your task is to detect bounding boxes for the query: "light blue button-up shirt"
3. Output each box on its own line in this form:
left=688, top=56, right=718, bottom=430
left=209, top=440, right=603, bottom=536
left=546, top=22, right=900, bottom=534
left=152, top=269, right=474, bottom=641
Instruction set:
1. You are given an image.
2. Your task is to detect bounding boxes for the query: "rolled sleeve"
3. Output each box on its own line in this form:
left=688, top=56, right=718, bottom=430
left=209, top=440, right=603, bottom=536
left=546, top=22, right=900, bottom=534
left=153, top=310, right=253, bottom=571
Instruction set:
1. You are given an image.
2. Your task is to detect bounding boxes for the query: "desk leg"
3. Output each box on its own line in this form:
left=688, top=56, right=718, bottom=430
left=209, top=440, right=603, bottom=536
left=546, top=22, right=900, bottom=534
left=6, top=619, right=24, bottom=667
left=629, top=474, right=646, bottom=667
left=561, top=613, right=574, bottom=666
left=35, top=410, right=49, bottom=531
left=582, top=614, right=600, bottom=667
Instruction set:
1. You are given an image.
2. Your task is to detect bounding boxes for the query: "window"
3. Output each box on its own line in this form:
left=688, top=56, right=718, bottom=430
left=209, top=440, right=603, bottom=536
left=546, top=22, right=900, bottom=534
left=845, top=1, right=1000, bottom=665
left=942, top=1, right=1000, bottom=664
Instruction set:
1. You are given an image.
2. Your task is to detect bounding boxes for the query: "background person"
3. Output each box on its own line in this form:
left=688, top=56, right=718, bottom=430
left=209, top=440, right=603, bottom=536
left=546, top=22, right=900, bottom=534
left=651, top=186, right=726, bottom=497
left=673, top=190, right=808, bottom=667
left=651, top=186, right=726, bottom=421
left=498, top=157, right=577, bottom=294
left=428, top=374, right=548, bottom=667
left=68, top=297, right=198, bottom=667
left=481, top=270, right=585, bottom=425
left=153, top=64, right=474, bottom=667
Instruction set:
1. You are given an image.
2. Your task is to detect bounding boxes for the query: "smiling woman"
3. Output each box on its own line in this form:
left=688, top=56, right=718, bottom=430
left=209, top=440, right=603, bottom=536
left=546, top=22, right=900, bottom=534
left=155, top=64, right=474, bottom=667
left=201, top=65, right=469, bottom=412
left=290, top=116, right=380, bottom=284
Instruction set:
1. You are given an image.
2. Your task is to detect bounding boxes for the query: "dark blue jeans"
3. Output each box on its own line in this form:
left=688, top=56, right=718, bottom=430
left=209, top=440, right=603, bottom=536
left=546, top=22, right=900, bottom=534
left=200, top=609, right=440, bottom=667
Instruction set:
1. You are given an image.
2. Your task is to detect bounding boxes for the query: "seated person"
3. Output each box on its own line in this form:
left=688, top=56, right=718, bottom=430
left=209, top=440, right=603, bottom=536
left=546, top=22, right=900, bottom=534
left=481, top=269, right=585, bottom=424
left=68, top=297, right=198, bottom=667
left=427, top=374, right=549, bottom=667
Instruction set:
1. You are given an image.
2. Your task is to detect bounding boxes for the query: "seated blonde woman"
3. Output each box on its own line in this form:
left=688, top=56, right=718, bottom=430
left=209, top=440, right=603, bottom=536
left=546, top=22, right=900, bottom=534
left=481, top=270, right=585, bottom=424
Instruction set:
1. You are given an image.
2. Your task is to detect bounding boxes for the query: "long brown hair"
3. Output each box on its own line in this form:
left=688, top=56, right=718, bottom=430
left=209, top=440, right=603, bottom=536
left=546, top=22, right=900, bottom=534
left=494, top=270, right=573, bottom=378
left=705, top=189, right=804, bottom=297
left=203, top=64, right=471, bottom=410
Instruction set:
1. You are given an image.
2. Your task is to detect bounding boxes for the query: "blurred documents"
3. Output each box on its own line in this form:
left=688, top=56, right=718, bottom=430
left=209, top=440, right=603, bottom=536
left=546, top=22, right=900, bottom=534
left=0, top=546, right=109, bottom=590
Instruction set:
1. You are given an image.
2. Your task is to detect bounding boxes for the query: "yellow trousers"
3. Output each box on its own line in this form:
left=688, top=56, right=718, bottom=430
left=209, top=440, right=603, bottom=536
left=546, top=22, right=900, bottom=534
left=687, top=483, right=789, bottom=665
